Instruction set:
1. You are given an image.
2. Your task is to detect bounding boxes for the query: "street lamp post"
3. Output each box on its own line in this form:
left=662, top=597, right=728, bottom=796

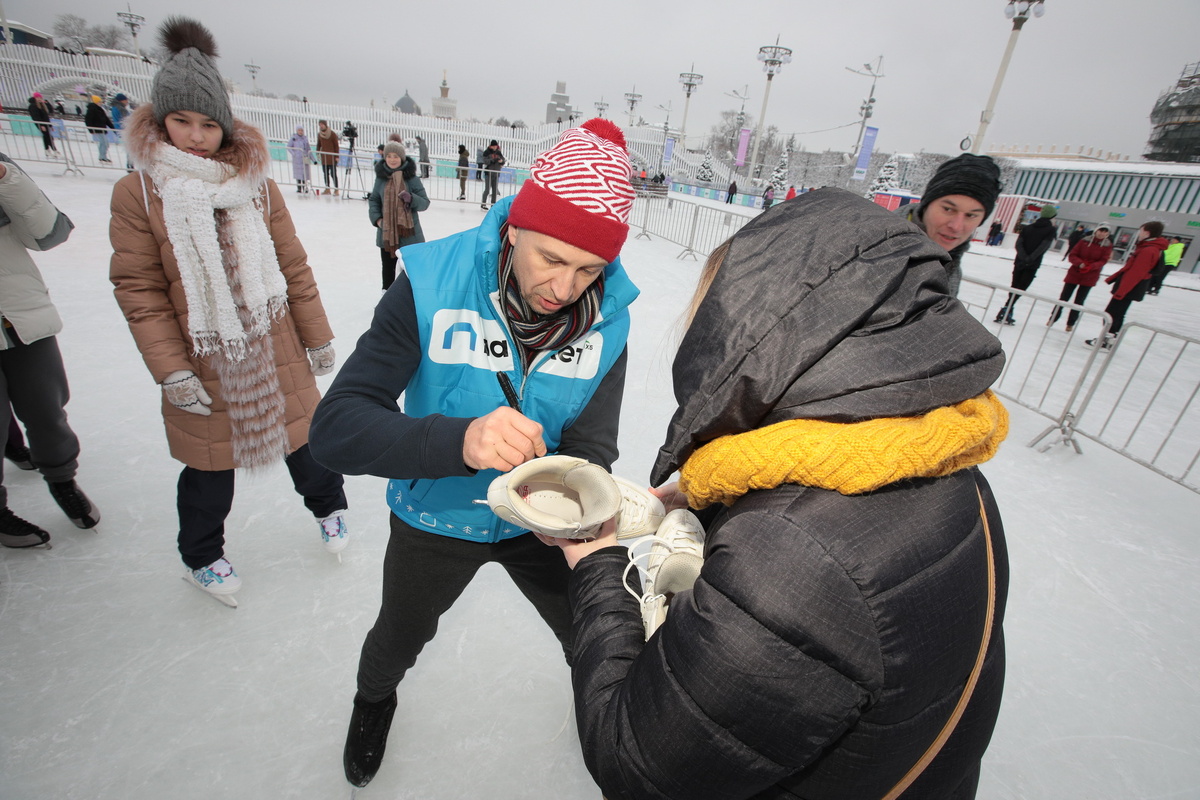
left=116, top=5, right=145, bottom=58
left=624, top=87, right=642, bottom=128
left=725, top=86, right=750, bottom=177
left=594, top=97, right=608, bottom=118
left=846, top=56, right=884, bottom=161
left=245, top=61, right=261, bottom=94
left=748, top=37, right=792, bottom=182
left=656, top=102, right=672, bottom=173
left=971, top=0, right=1046, bottom=154
left=678, top=66, right=703, bottom=148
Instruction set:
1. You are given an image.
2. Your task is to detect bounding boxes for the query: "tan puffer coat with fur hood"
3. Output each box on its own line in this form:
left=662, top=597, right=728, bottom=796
left=109, top=104, right=334, bottom=471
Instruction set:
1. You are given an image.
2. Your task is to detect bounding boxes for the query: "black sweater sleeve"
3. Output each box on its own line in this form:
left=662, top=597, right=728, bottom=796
left=308, top=273, right=475, bottom=480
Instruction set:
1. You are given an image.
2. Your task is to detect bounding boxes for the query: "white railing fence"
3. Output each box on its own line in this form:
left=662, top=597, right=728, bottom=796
left=960, top=278, right=1200, bottom=493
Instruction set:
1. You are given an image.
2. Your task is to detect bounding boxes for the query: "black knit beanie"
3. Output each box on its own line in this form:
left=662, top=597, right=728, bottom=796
left=920, top=154, right=1002, bottom=220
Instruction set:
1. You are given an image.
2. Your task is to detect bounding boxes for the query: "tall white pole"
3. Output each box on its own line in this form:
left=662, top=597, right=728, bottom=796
left=972, top=18, right=1026, bottom=154
left=748, top=74, right=774, bottom=180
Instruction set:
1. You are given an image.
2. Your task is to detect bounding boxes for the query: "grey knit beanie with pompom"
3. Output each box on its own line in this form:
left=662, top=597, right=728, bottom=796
left=151, top=17, right=234, bottom=141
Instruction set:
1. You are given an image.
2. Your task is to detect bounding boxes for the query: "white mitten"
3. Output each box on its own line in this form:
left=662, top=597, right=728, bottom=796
left=161, top=370, right=213, bottom=416
left=308, top=342, right=336, bottom=376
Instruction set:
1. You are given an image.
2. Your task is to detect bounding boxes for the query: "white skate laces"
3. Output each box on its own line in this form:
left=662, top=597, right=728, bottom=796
left=486, top=455, right=666, bottom=540
left=623, top=509, right=706, bottom=640
left=319, top=509, right=350, bottom=554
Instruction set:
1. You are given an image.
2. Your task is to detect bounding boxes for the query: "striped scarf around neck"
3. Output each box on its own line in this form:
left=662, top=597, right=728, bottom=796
left=498, top=223, right=604, bottom=364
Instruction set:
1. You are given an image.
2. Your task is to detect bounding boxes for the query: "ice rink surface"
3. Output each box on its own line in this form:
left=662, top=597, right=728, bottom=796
left=2, top=160, right=1198, bottom=799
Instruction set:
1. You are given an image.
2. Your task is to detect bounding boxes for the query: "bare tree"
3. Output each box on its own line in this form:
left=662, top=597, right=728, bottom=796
left=86, top=24, right=131, bottom=51
left=52, top=14, right=89, bottom=40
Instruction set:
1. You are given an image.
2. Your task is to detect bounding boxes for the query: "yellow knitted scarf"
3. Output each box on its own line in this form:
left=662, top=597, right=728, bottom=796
left=679, top=390, right=1009, bottom=508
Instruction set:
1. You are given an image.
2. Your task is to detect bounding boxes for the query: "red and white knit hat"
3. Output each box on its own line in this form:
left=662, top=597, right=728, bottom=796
left=507, top=118, right=634, bottom=263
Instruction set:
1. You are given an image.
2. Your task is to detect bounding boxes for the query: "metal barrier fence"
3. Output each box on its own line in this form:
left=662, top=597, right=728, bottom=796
left=631, top=195, right=756, bottom=259
left=1049, top=322, right=1200, bottom=490
left=960, top=277, right=1200, bottom=493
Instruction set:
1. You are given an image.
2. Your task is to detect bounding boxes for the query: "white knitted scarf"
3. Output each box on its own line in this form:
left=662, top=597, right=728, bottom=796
left=148, top=142, right=288, bottom=361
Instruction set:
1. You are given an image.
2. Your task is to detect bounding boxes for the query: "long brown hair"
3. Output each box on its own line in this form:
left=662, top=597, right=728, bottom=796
left=685, top=237, right=733, bottom=329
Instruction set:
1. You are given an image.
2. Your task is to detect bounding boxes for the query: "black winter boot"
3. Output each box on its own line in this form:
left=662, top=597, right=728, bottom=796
left=344, top=691, right=398, bottom=787
left=48, top=480, right=100, bottom=529
left=5, top=441, right=34, bottom=470
left=0, top=507, right=50, bottom=548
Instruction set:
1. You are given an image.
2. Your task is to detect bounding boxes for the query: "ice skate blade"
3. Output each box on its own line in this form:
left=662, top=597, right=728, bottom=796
left=181, top=575, right=238, bottom=608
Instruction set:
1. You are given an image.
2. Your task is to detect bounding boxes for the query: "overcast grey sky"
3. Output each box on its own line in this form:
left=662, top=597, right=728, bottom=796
left=8, top=0, right=1199, bottom=159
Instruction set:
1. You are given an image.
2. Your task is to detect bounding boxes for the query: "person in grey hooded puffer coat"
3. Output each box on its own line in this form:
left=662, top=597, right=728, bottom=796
left=547, top=188, right=1011, bottom=800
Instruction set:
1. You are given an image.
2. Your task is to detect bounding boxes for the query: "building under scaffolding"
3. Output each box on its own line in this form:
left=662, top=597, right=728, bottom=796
left=1145, top=61, right=1200, bottom=163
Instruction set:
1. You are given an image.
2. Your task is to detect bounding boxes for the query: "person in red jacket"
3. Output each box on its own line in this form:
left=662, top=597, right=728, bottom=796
left=1086, top=221, right=1168, bottom=349
left=1048, top=223, right=1112, bottom=332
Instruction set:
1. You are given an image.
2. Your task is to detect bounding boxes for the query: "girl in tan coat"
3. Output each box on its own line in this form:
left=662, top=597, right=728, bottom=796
left=108, top=17, right=349, bottom=605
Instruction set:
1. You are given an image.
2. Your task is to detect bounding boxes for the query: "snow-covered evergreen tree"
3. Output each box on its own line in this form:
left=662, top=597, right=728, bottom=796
left=867, top=155, right=901, bottom=197
left=771, top=147, right=790, bottom=192
left=697, top=149, right=715, bottom=183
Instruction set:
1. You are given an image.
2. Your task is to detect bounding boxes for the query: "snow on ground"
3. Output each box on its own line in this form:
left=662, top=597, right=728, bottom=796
left=1, top=160, right=1198, bottom=799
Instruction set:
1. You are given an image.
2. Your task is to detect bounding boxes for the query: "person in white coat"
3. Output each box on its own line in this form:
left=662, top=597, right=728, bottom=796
left=0, top=153, right=100, bottom=548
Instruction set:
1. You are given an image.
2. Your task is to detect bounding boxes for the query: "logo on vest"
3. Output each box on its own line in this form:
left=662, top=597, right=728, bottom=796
left=429, top=309, right=514, bottom=369
left=429, top=308, right=604, bottom=380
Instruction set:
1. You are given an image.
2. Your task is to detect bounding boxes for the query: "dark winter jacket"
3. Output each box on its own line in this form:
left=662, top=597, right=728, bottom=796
left=1106, top=236, right=1168, bottom=301
left=27, top=98, right=52, bottom=127
left=570, top=188, right=1009, bottom=800
left=1013, top=217, right=1056, bottom=271
left=84, top=102, right=114, bottom=133
left=481, top=145, right=506, bottom=171
left=896, top=200, right=969, bottom=296
left=369, top=156, right=429, bottom=249
left=1064, top=235, right=1113, bottom=287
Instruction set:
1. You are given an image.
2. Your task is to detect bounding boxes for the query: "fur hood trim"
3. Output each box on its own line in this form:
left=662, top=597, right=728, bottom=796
left=125, top=104, right=270, bottom=184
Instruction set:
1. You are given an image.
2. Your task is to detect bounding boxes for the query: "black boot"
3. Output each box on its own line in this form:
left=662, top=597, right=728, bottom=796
left=993, top=306, right=1008, bottom=323
left=344, top=691, right=398, bottom=787
left=48, top=480, right=100, bottom=529
left=0, top=507, right=50, bottom=548
left=5, top=441, right=34, bottom=470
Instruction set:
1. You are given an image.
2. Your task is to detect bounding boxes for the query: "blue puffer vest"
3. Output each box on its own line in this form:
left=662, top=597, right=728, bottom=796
left=387, top=196, right=639, bottom=542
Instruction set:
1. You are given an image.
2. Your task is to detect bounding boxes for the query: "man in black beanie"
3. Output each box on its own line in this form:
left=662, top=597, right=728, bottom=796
left=897, top=153, right=1003, bottom=296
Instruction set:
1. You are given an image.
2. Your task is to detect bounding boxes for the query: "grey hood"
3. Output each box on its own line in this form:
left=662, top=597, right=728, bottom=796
left=651, top=187, right=1004, bottom=485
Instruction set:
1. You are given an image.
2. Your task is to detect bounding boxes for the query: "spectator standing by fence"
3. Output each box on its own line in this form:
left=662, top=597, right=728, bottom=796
left=1147, top=236, right=1184, bottom=295
left=27, top=93, right=58, bottom=158
left=110, top=94, right=132, bottom=170
left=480, top=140, right=505, bottom=210
left=85, top=95, right=115, bottom=163
left=995, top=206, right=1057, bottom=325
left=726, top=180, right=737, bottom=204
left=456, top=144, right=469, bottom=200
left=415, top=136, right=430, bottom=179
left=1086, top=221, right=1169, bottom=349
left=316, top=120, right=340, bottom=196
left=1049, top=223, right=1111, bottom=332
left=288, top=126, right=314, bottom=194
left=762, top=185, right=775, bottom=211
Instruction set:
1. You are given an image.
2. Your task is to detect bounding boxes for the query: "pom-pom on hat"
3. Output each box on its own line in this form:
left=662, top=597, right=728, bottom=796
left=919, top=153, right=1003, bottom=221
left=507, top=118, right=634, bottom=263
left=150, top=16, right=234, bottom=141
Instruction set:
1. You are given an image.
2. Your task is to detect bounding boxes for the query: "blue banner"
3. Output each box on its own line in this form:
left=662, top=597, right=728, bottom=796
left=662, top=137, right=675, bottom=170
left=852, top=126, right=879, bottom=181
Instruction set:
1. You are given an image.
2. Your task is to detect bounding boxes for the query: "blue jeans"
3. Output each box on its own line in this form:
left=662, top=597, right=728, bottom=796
left=92, top=132, right=109, bottom=161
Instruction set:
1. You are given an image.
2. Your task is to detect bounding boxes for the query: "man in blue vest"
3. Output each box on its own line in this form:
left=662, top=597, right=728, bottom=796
left=310, top=118, right=639, bottom=789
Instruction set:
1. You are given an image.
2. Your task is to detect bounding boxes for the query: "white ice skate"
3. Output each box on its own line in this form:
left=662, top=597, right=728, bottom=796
left=319, top=509, right=350, bottom=562
left=623, top=509, right=706, bottom=639
left=183, top=557, right=241, bottom=608
left=487, top=455, right=622, bottom=539
left=611, top=476, right=666, bottom=540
